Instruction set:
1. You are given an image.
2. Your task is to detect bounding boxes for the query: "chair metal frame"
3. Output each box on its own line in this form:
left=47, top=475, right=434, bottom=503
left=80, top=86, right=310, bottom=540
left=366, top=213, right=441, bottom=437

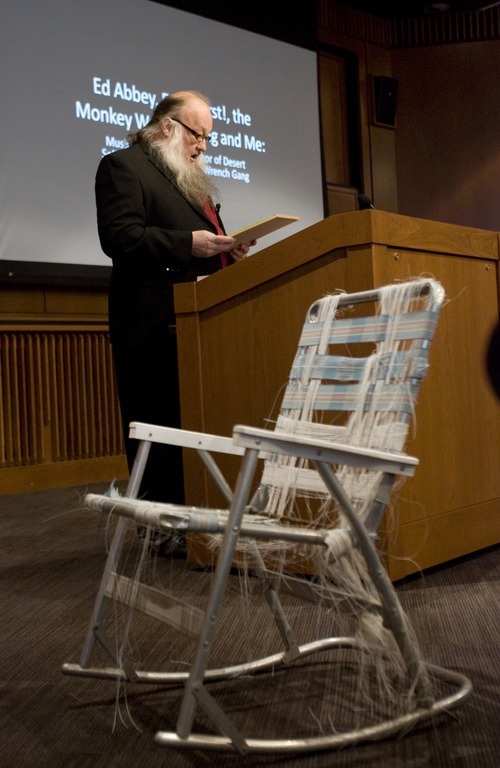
left=62, top=279, right=472, bottom=755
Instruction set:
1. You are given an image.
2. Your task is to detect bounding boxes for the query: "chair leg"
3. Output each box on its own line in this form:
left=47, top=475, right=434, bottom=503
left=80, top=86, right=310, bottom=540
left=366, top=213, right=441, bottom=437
left=76, top=440, right=152, bottom=670
left=174, top=446, right=261, bottom=742
left=246, top=540, right=301, bottom=662
left=314, top=460, right=433, bottom=705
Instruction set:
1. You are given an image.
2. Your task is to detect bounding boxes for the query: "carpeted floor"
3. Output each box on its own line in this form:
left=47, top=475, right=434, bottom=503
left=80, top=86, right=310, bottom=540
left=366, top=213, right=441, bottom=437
left=0, top=482, right=498, bottom=768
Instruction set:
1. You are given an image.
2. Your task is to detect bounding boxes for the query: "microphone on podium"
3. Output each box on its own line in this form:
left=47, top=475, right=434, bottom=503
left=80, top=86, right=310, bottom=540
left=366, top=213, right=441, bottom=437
left=358, top=194, right=375, bottom=210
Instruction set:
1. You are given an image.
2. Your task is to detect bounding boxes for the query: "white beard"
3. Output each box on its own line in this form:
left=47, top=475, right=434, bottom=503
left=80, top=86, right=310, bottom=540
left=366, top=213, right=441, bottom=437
left=148, top=133, right=218, bottom=207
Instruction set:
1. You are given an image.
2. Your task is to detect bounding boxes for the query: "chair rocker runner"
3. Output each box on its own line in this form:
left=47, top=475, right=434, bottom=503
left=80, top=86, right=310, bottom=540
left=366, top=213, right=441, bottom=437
left=62, top=278, right=472, bottom=755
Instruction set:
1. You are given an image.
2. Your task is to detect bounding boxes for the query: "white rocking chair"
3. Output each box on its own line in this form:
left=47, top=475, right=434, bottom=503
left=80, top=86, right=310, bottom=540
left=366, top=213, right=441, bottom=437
left=62, top=278, right=472, bottom=755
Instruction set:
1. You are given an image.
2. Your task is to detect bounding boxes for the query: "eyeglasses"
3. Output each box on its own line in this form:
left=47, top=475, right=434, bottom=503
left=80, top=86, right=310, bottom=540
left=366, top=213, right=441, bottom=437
left=171, top=118, right=211, bottom=144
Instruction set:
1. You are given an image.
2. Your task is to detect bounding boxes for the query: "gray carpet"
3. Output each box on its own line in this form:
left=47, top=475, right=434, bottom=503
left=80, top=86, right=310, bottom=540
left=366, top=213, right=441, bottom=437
left=0, top=483, right=498, bottom=767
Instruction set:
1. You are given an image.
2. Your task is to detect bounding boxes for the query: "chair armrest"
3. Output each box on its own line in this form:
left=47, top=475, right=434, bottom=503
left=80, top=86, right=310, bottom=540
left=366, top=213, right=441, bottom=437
left=129, top=421, right=244, bottom=456
left=232, top=425, right=418, bottom=477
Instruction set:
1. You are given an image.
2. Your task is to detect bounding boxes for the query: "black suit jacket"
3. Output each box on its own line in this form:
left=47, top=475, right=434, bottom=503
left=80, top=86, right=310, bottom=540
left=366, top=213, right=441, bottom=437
left=95, top=141, right=223, bottom=346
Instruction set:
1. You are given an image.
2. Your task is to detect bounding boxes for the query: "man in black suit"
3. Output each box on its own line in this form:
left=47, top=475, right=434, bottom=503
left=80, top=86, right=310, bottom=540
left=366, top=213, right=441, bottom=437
left=95, top=90, right=253, bottom=506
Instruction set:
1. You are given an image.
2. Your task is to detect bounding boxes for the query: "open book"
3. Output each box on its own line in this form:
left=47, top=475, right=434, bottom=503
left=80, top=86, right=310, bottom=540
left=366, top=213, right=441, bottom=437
left=229, top=214, right=299, bottom=244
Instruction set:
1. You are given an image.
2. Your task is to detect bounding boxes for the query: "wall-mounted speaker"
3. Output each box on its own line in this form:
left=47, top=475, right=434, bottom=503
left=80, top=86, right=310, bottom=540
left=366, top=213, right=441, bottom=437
left=373, top=75, right=398, bottom=128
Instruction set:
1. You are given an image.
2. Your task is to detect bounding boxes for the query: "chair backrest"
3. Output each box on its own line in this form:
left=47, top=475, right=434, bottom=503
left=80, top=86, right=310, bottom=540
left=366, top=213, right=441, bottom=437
left=260, top=278, right=444, bottom=524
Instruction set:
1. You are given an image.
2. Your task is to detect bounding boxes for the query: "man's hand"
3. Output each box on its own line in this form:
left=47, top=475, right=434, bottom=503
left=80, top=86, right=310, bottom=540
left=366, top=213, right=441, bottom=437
left=192, top=230, right=236, bottom=258
left=228, top=239, right=257, bottom=262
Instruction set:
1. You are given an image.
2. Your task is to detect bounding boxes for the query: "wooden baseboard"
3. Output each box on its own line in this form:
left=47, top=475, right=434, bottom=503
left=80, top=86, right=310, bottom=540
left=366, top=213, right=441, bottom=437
left=0, top=456, right=128, bottom=495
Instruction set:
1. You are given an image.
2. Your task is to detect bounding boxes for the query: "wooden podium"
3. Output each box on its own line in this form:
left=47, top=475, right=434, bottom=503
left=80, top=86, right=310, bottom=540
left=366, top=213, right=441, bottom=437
left=174, top=210, right=500, bottom=580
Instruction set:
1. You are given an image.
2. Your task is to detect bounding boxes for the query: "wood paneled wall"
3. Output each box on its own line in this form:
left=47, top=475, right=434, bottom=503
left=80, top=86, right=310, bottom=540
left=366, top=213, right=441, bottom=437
left=0, top=288, right=126, bottom=493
